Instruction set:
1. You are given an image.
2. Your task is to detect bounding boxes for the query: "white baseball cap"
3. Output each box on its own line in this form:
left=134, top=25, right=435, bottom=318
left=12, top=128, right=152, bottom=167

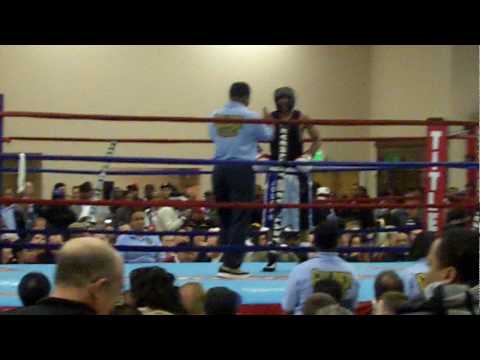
left=316, top=187, right=331, bottom=197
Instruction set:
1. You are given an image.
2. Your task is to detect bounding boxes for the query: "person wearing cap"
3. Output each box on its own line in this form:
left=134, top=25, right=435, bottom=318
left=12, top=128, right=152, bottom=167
left=312, top=186, right=338, bottom=226
left=209, top=82, right=274, bottom=279
left=266, top=87, right=321, bottom=235
left=282, top=222, right=359, bottom=315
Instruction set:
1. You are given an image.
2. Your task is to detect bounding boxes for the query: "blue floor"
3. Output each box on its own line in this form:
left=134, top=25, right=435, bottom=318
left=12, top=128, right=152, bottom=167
left=0, top=262, right=414, bottom=307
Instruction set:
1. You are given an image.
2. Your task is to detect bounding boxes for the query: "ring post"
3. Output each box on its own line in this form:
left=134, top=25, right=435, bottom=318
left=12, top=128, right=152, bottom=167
left=0, top=94, right=4, bottom=192
left=424, top=118, right=448, bottom=234
left=465, top=123, right=478, bottom=197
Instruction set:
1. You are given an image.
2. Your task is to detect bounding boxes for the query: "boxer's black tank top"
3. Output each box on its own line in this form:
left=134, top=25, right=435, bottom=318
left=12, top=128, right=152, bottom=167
left=270, top=110, right=303, bottom=161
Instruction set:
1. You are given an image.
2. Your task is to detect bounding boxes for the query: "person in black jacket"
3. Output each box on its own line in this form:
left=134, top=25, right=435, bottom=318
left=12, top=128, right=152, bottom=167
left=39, top=183, right=77, bottom=233
left=7, top=237, right=124, bottom=315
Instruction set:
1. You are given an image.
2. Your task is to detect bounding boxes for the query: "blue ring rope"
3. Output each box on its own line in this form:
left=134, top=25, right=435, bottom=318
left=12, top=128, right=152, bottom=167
left=0, top=242, right=411, bottom=254
left=0, top=154, right=477, bottom=169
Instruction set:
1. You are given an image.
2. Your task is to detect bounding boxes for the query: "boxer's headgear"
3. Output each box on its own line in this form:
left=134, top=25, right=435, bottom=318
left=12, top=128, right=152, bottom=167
left=274, top=87, right=296, bottom=112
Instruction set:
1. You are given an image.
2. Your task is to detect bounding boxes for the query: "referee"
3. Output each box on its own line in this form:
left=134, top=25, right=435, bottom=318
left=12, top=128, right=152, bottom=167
left=209, top=82, right=273, bottom=279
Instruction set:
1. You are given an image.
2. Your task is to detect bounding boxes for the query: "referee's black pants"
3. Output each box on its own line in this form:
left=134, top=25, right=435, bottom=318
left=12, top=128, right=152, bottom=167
left=212, top=164, right=255, bottom=269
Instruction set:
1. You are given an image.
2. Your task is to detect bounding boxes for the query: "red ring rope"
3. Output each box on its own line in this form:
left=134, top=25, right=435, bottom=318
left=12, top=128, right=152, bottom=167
left=1, top=135, right=476, bottom=144
left=0, top=197, right=476, bottom=209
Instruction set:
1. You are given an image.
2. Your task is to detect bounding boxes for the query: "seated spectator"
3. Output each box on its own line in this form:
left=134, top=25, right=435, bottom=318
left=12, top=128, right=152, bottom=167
left=314, top=303, right=353, bottom=315
left=111, top=304, right=143, bottom=315
left=70, top=185, right=80, bottom=200
left=203, top=191, right=220, bottom=227
left=313, top=278, right=343, bottom=304
left=72, top=182, right=111, bottom=225
left=39, top=183, right=77, bottom=232
left=18, top=272, right=51, bottom=306
left=206, top=228, right=223, bottom=263
left=67, top=222, right=91, bottom=240
left=444, top=208, right=471, bottom=230
left=372, top=270, right=405, bottom=315
left=375, top=291, right=408, bottom=315
left=282, top=222, right=360, bottom=315
left=179, top=282, right=206, bottom=315
left=129, top=266, right=184, bottom=315
left=8, top=237, right=124, bottom=315
left=154, top=185, right=186, bottom=231
left=1, top=189, right=26, bottom=239
left=174, top=242, right=200, bottom=263
left=115, top=211, right=164, bottom=263
left=397, top=228, right=479, bottom=315
left=303, top=293, right=337, bottom=315
left=143, top=184, right=155, bottom=201
left=204, top=287, right=241, bottom=315
left=400, top=231, right=435, bottom=300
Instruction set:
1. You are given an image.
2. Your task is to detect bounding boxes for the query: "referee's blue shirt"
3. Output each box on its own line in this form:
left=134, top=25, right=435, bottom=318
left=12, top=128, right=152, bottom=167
left=209, top=101, right=273, bottom=161
left=400, top=258, right=429, bottom=300
left=282, top=252, right=360, bottom=315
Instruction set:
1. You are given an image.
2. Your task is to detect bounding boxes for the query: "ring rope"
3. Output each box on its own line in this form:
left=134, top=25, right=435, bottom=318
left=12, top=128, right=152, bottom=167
left=0, top=198, right=476, bottom=209
left=0, top=242, right=412, bottom=254
left=1, top=135, right=475, bottom=144
left=0, top=111, right=475, bottom=127
left=0, top=154, right=477, bottom=169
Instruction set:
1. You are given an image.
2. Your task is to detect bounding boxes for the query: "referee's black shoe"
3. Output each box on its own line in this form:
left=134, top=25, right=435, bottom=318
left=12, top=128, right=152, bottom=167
left=217, top=266, right=251, bottom=279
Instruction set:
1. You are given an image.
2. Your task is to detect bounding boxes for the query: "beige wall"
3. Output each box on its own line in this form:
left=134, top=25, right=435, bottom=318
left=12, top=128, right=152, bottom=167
left=0, top=45, right=477, bottom=198
left=0, top=45, right=371, bottom=197
left=367, top=45, right=479, bottom=195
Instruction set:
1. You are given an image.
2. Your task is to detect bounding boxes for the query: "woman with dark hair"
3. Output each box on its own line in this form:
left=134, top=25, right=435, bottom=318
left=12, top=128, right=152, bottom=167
left=401, top=231, right=436, bottom=300
left=129, top=267, right=185, bottom=315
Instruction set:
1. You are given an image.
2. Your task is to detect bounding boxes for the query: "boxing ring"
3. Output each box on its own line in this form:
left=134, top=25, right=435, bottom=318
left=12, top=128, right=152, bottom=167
left=0, top=99, right=478, bottom=314
left=0, top=262, right=414, bottom=307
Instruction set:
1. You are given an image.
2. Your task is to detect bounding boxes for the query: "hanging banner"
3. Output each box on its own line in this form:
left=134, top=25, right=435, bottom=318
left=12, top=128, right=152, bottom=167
left=424, top=122, right=448, bottom=233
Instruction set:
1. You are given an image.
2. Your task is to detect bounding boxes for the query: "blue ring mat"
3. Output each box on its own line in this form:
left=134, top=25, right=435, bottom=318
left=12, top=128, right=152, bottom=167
left=0, top=262, right=413, bottom=307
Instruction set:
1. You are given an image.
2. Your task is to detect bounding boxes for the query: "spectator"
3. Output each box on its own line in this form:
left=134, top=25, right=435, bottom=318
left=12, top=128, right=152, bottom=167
left=111, top=304, right=142, bottom=315
left=114, top=189, right=141, bottom=228
left=401, top=231, right=435, bottom=300
left=312, top=187, right=338, bottom=226
left=129, top=266, right=184, bottom=315
left=303, top=292, right=353, bottom=315
left=372, top=270, right=405, bottom=315
left=375, top=291, right=408, bottom=315
left=67, top=222, right=91, bottom=240
left=15, top=181, right=39, bottom=232
left=1, top=188, right=26, bottom=239
left=73, top=182, right=110, bottom=225
left=444, top=208, right=471, bottom=230
left=126, top=184, right=140, bottom=200
left=179, top=282, right=206, bottom=315
left=203, top=191, right=220, bottom=227
left=204, top=287, right=241, bottom=315
left=39, top=183, right=77, bottom=232
left=303, top=293, right=337, bottom=315
left=154, top=187, right=186, bottom=232
left=206, top=227, right=223, bottom=262
left=169, top=242, right=200, bottom=263
left=314, top=304, right=353, bottom=315
left=115, top=211, right=164, bottom=263
left=143, top=184, right=155, bottom=201
left=313, top=278, right=343, bottom=303
left=282, top=222, right=360, bottom=315
left=71, top=186, right=80, bottom=200
left=18, top=272, right=51, bottom=306
left=8, top=237, right=124, bottom=315
left=397, top=228, right=479, bottom=315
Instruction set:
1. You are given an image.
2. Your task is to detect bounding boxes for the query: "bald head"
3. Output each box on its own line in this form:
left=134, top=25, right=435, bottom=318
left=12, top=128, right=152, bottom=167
left=55, top=237, right=123, bottom=289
